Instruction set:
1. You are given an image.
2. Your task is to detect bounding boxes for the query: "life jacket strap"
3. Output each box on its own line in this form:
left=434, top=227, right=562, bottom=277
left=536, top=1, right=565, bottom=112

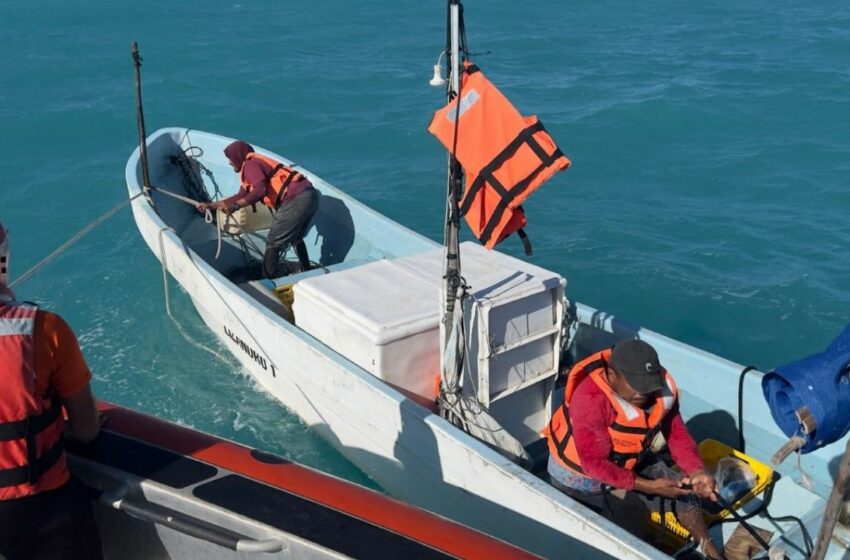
left=269, top=164, right=304, bottom=210
left=517, top=227, right=532, bottom=256
left=0, top=398, right=62, bottom=441
left=609, top=422, right=651, bottom=435
left=458, top=120, right=564, bottom=246
left=0, top=438, right=64, bottom=488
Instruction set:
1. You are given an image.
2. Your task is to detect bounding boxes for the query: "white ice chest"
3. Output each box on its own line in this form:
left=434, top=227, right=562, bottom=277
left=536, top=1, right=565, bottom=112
left=292, top=242, right=565, bottom=417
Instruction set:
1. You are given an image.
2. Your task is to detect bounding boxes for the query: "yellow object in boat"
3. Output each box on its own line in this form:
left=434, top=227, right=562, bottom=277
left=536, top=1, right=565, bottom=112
left=649, top=439, right=775, bottom=542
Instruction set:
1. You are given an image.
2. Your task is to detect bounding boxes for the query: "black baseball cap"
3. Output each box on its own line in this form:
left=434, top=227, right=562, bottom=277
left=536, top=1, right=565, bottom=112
left=609, top=339, right=665, bottom=394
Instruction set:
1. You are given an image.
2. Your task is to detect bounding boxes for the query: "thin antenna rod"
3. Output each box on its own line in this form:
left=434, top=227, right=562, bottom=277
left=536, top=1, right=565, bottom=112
left=131, top=41, right=153, bottom=204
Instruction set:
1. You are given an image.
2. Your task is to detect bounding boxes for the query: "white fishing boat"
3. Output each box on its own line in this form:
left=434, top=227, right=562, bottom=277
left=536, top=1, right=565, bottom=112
left=124, top=3, right=850, bottom=559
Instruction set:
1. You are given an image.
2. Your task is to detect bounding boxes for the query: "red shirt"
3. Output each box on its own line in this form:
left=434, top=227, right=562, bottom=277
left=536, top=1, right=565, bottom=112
left=568, top=376, right=703, bottom=490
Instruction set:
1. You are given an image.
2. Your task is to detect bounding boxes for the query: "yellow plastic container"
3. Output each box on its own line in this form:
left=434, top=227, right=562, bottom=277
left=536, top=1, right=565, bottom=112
left=274, top=284, right=295, bottom=323
left=648, top=438, right=775, bottom=543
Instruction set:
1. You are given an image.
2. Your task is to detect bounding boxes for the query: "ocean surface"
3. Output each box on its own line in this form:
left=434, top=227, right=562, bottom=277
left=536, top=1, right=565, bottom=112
left=1, top=1, right=848, bottom=491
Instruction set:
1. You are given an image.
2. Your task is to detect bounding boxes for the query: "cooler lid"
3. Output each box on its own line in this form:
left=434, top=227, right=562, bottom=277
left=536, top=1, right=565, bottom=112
left=293, top=259, right=440, bottom=343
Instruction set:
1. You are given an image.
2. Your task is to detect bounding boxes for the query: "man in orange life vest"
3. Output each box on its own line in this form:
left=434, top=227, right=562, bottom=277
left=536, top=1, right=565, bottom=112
left=0, top=222, right=104, bottom=560
left=547, top=340, right=722, bottom=558
left=198, top=141, right=320, bottom=279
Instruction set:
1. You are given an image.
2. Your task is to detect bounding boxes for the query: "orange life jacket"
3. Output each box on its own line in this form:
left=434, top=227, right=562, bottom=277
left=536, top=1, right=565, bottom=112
left=0, top=300, right=68, bottom=500
left=428, top=63, right=570, bottom=252
left=242, top=153, right=305, bottom=210
left=546, top=349, right=678, bottom=475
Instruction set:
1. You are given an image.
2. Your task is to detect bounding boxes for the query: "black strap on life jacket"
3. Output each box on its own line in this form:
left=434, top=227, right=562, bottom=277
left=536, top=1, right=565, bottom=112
left=268, top=164, right=304, bottom=210
left=0, top=396, right=64, bottom=487
left=0, top=398, right=62, bottom=442
left=516, top=227, right=533, bottom=256
left=0, top=439, right=64, bottom=488
left=457, top=120, right=563, bottom=248
left=609, top=410, right=664, bottom=467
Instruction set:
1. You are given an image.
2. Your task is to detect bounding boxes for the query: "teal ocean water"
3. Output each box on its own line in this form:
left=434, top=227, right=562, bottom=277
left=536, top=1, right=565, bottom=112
left=1, top=1, right=848, bottom=489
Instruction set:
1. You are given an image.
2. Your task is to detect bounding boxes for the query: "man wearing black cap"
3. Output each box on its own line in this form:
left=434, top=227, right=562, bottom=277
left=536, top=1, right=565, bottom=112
left=546, top=339, right=721, bottom=558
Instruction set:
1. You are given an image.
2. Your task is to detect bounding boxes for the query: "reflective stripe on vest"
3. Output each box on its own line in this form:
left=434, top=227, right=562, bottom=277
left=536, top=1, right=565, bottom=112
left=0, top=302, right=68, bottom=500
left=241, top=153, right=305, bottom=210
left=546, top=349, right=678, bottom=475
left=0, top=317, right=35, bottom=336
left=428, top=63, right=570, bottom=250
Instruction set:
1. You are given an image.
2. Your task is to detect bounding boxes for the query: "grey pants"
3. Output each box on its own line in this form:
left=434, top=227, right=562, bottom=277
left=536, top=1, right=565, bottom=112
left=263, top=187, right=319, bottom=279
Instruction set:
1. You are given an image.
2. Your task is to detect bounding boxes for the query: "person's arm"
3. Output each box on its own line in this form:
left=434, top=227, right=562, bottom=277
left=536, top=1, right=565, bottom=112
left=63, top=383, right=100, bottom=443
left=663, top=405, right=704, bottom=475
left=663, top=405, right=717, bottom=500
left=199, top=160, right=269, bottom=213
left=38, top=311, right=101, bottom=443
left=226, top=160, right=269, bottom=211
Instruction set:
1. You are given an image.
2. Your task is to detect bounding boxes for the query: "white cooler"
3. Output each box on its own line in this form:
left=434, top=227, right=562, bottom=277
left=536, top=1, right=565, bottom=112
left=292, top=259, right=442, bottom=402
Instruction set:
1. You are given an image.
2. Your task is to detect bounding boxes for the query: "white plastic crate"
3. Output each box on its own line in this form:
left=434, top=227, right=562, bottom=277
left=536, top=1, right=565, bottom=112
left=395, top=243, right=565, bottom=406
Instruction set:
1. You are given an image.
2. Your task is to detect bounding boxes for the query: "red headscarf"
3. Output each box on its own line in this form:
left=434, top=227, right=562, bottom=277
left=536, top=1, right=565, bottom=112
left=224, top=141, right=255, bottom=171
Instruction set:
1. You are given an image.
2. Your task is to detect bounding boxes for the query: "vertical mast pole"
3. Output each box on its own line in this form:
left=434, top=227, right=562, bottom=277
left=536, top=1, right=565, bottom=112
left=440, top=0, right=463, bottom=385
left=131, top=41, right=153, bottom=205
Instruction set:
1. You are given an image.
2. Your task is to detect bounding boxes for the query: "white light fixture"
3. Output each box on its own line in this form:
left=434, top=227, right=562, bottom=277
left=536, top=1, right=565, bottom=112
left=429, top=51, right=447, bottom=87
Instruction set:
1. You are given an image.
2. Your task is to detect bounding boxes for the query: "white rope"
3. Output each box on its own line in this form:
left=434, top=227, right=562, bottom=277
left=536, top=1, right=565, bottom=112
left=157, top=226, right=175, bottom=317
left=155, top=224, right=240, bottom=364
left=147, top=185, right=204, bottom=208
left=10, top=193, right=144, bottom=289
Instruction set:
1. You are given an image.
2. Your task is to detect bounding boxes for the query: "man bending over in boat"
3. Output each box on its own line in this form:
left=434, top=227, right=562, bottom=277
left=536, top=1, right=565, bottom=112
left=0, top=222, right=104, bottom=560
left=546, top=339, right=722, bottom=559
left=198, top=141, right=319, bottom=279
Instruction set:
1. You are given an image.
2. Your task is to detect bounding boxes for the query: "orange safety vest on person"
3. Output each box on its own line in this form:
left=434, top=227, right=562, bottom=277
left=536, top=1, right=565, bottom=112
left=242, top=152, right=305, bottom=210
left=0, top=301, right=68, bottom=500
left=545, top=349, right=678, bottom=475
left=428, top=62, right=570, bottom=252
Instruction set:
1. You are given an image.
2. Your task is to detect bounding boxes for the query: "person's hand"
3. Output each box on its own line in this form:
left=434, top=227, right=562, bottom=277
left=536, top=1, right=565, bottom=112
left=636, top=477, right=692, bottom=499
left=221, top=202, right=240, bottom=215
left=197, top=201, right=224, bottom=213
left=685, top=469, right=718, bottom=501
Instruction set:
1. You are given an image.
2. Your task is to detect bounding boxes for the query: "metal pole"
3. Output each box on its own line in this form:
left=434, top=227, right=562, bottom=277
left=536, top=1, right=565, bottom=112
left=811, top=437, right=850, bottom=560
left=131, top=41, right=153, bottom=205
left=440, top=0, right=463, bottom=378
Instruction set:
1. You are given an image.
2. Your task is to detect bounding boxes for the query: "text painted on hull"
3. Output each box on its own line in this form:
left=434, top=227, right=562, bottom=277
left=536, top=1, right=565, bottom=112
left=224, top=325, right=276, bottom=377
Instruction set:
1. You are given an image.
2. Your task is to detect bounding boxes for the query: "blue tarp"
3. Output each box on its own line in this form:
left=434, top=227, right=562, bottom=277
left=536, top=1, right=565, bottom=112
left=762, top=324, right=850, bottom=454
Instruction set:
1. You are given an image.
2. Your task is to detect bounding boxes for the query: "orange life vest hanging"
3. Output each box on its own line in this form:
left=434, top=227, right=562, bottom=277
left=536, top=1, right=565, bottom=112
left=0, top=301, right=68, bottom=500
left=545, top=349, right=678, bottom=475
left=428, top=63, right=570, bottom=252
left=242, top=153, right=305, bottom=210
